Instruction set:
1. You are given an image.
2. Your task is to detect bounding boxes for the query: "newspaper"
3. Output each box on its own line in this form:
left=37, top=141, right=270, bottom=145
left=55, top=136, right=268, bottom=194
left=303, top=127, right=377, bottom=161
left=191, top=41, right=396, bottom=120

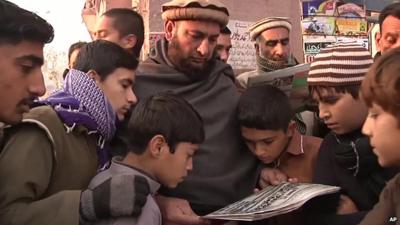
left=203, top=182, right=340, bottom=221
left=247, top=63, right=311, bottom=111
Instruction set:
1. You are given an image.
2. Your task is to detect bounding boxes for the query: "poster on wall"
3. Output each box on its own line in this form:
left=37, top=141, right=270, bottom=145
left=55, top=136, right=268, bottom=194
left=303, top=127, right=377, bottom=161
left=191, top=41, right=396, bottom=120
left=335, top=18, right=367, bottom=36
left=226, top=20, right=257, bottom=70
left=301, top=16, right=335, bottom=35
left=302, top=0, right=335, bottom=16
left=301, top=0, right=369, bottom=63
left=302, top=35, right=369, bottom=63
left=336, top=36, right=368, bottom=49
left=336, top=2, right=365, bottom=17
left=303, top=35, right=335, bottom=63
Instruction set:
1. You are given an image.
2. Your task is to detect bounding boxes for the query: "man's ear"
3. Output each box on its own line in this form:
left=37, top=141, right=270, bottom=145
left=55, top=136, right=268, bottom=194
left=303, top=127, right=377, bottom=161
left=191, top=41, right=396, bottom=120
left=148, top=134, right=169, bottom=158
left=87, top=70, right=101, bottom=84
left=254, top=43, right=260, bottom=55
left=375, top=31, right=382, bottom=53
left=165, top=20, right=176, bottom=41
left=122, top=34, right=137, bottom=51
left=286, top=121, right=296, bottom=138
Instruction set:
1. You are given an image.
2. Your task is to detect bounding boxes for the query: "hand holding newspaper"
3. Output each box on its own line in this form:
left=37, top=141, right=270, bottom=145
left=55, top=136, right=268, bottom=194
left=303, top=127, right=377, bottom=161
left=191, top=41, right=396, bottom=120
left=203, top=182, right=340, bottom=221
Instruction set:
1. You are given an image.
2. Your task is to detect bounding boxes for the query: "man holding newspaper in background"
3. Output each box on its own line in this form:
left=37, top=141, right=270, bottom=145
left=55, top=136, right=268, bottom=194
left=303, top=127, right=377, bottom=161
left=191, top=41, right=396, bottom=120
left=236, top=17, right=298, bottom=89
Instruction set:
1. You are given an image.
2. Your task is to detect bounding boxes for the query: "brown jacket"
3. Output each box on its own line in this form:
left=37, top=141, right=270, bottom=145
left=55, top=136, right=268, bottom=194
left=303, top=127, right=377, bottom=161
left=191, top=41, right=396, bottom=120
left=358, top=173, right=400, bottom=225
left=0, top=106, right=98, bottom=225
left=277, top=130, right=322, bottom=183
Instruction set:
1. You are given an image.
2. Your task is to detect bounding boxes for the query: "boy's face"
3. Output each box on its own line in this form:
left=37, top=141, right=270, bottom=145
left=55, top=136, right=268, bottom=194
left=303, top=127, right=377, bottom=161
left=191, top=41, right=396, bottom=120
left=362, top=103, right=400, bottom=167
left=312, top=88, right=368, bottom=135
left=240, top=126, right=292, bottom=164
left=94, top=68, right=137, bottom=121
left=157, top=142, right=199, bottom=188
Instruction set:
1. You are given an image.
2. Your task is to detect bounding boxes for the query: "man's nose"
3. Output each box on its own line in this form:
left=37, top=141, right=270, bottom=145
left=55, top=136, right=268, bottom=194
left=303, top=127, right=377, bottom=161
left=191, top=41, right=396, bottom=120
left=29, top=70, right=46, bottom=97
left=274, top=43, right=285, bottom=57
left=197, top=39, right=211, bottom=56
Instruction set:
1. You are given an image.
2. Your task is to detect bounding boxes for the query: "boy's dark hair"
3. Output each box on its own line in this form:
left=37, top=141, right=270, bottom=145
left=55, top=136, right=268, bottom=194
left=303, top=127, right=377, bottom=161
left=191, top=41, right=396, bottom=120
left=220, top=26, right=231, bottom=35
left=103, top=8, right=144, bottom=58
left=362, top=47, right=400, bottom=121
left=309, top=85, right=360, bottom=100
left=238, top=85, right=294, bottom=131
left=379, top=3, right=400, bottom=32
left=127, top=92, right=205, bottom=154
left=73, top=40, right=138, bottom=80
left=0, top=0, right=54, bottom=45
left=68, top=41, right=87, bottom=64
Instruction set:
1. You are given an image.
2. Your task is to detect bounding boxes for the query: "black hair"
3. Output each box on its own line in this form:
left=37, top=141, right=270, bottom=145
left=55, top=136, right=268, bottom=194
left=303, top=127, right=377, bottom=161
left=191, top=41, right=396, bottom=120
left=127, top=92, right=205, bottom=154
left=309, top=85, right=360, bottom=100
left=220, top=26, right=231, bottom=35
left=73, top=40, right=138, bottom=80
left=238, top=85, right=294, bottom=131
left=379, top=3, right=400, bottom=32
left=103, top=8, right=144, bottom=58
left=68, top=41, right=87, bottom=65
left=0, top=0, right=54, bottom=45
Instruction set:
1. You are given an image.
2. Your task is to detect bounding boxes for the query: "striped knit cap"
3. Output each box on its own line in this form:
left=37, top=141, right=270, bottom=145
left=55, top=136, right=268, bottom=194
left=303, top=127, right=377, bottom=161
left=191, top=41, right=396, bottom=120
left=307, top=43, right=373, bottom=87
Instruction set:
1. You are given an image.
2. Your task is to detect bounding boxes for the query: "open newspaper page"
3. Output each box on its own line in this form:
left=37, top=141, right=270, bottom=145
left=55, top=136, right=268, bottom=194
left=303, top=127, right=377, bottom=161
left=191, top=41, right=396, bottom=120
left=203, top=182, right=340, bottom=221
left=247, top=63, right=311, bottom=112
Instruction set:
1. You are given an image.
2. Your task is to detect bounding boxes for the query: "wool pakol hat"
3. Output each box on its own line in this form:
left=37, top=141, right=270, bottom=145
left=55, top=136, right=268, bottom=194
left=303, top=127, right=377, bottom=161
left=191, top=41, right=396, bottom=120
left=249, top=17, right=292, bottom=41
left=307, top=43, right=373, bottom=87
left=161, top=0, right=229, bottom=27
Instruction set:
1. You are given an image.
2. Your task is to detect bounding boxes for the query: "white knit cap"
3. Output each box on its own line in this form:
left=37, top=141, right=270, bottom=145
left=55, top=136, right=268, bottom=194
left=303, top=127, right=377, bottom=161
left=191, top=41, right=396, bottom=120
left=249, top=17, right=292, bottom=41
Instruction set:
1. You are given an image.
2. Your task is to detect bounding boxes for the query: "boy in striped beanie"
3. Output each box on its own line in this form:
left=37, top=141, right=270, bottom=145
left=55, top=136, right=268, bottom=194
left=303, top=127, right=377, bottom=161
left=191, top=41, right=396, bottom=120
left=305, top=43, right=399, bottom=225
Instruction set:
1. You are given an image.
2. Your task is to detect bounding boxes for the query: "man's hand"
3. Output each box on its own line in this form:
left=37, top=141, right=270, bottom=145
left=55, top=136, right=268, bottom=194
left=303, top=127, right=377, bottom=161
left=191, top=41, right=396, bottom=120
left=155, top=195, right=211, bottom=225
left=259, top=167, right=298, bottom=188
left=337, top=194, right=359, bottom=215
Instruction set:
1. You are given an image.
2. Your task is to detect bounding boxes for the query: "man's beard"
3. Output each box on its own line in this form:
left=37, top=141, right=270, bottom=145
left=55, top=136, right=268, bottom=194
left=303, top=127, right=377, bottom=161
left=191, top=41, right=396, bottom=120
left=168, top=37, right=213, bottom=81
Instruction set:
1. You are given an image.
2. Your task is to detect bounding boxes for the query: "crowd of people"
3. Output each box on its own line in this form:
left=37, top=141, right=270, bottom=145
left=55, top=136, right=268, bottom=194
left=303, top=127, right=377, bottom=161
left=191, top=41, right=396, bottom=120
left=1, top=0, right=400, bottom=225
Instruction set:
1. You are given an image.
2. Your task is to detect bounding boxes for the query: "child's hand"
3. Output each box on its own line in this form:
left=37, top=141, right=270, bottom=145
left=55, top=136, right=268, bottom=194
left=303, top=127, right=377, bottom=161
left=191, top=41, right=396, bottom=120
left=337, top=194, right=359, bottom=215
left=155, top=195, right=211, bottom=225
left=259, top=168, right=297, bottom=188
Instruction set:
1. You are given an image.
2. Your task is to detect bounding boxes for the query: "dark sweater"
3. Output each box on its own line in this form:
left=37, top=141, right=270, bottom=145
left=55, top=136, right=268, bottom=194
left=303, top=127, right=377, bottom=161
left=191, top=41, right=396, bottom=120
left=305, top=130, right=398, bottom=225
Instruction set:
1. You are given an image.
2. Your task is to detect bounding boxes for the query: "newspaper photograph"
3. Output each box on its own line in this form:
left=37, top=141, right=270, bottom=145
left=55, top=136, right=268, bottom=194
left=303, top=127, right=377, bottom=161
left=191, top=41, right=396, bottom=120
left=203, top=182, right=340, bottom=221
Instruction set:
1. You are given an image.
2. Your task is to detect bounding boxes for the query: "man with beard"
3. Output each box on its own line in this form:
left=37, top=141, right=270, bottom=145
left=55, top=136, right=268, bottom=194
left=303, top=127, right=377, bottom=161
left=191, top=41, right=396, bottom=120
left=236, top=17, right=298, bottom=89
left=131, top=0, right=260, bottom=224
